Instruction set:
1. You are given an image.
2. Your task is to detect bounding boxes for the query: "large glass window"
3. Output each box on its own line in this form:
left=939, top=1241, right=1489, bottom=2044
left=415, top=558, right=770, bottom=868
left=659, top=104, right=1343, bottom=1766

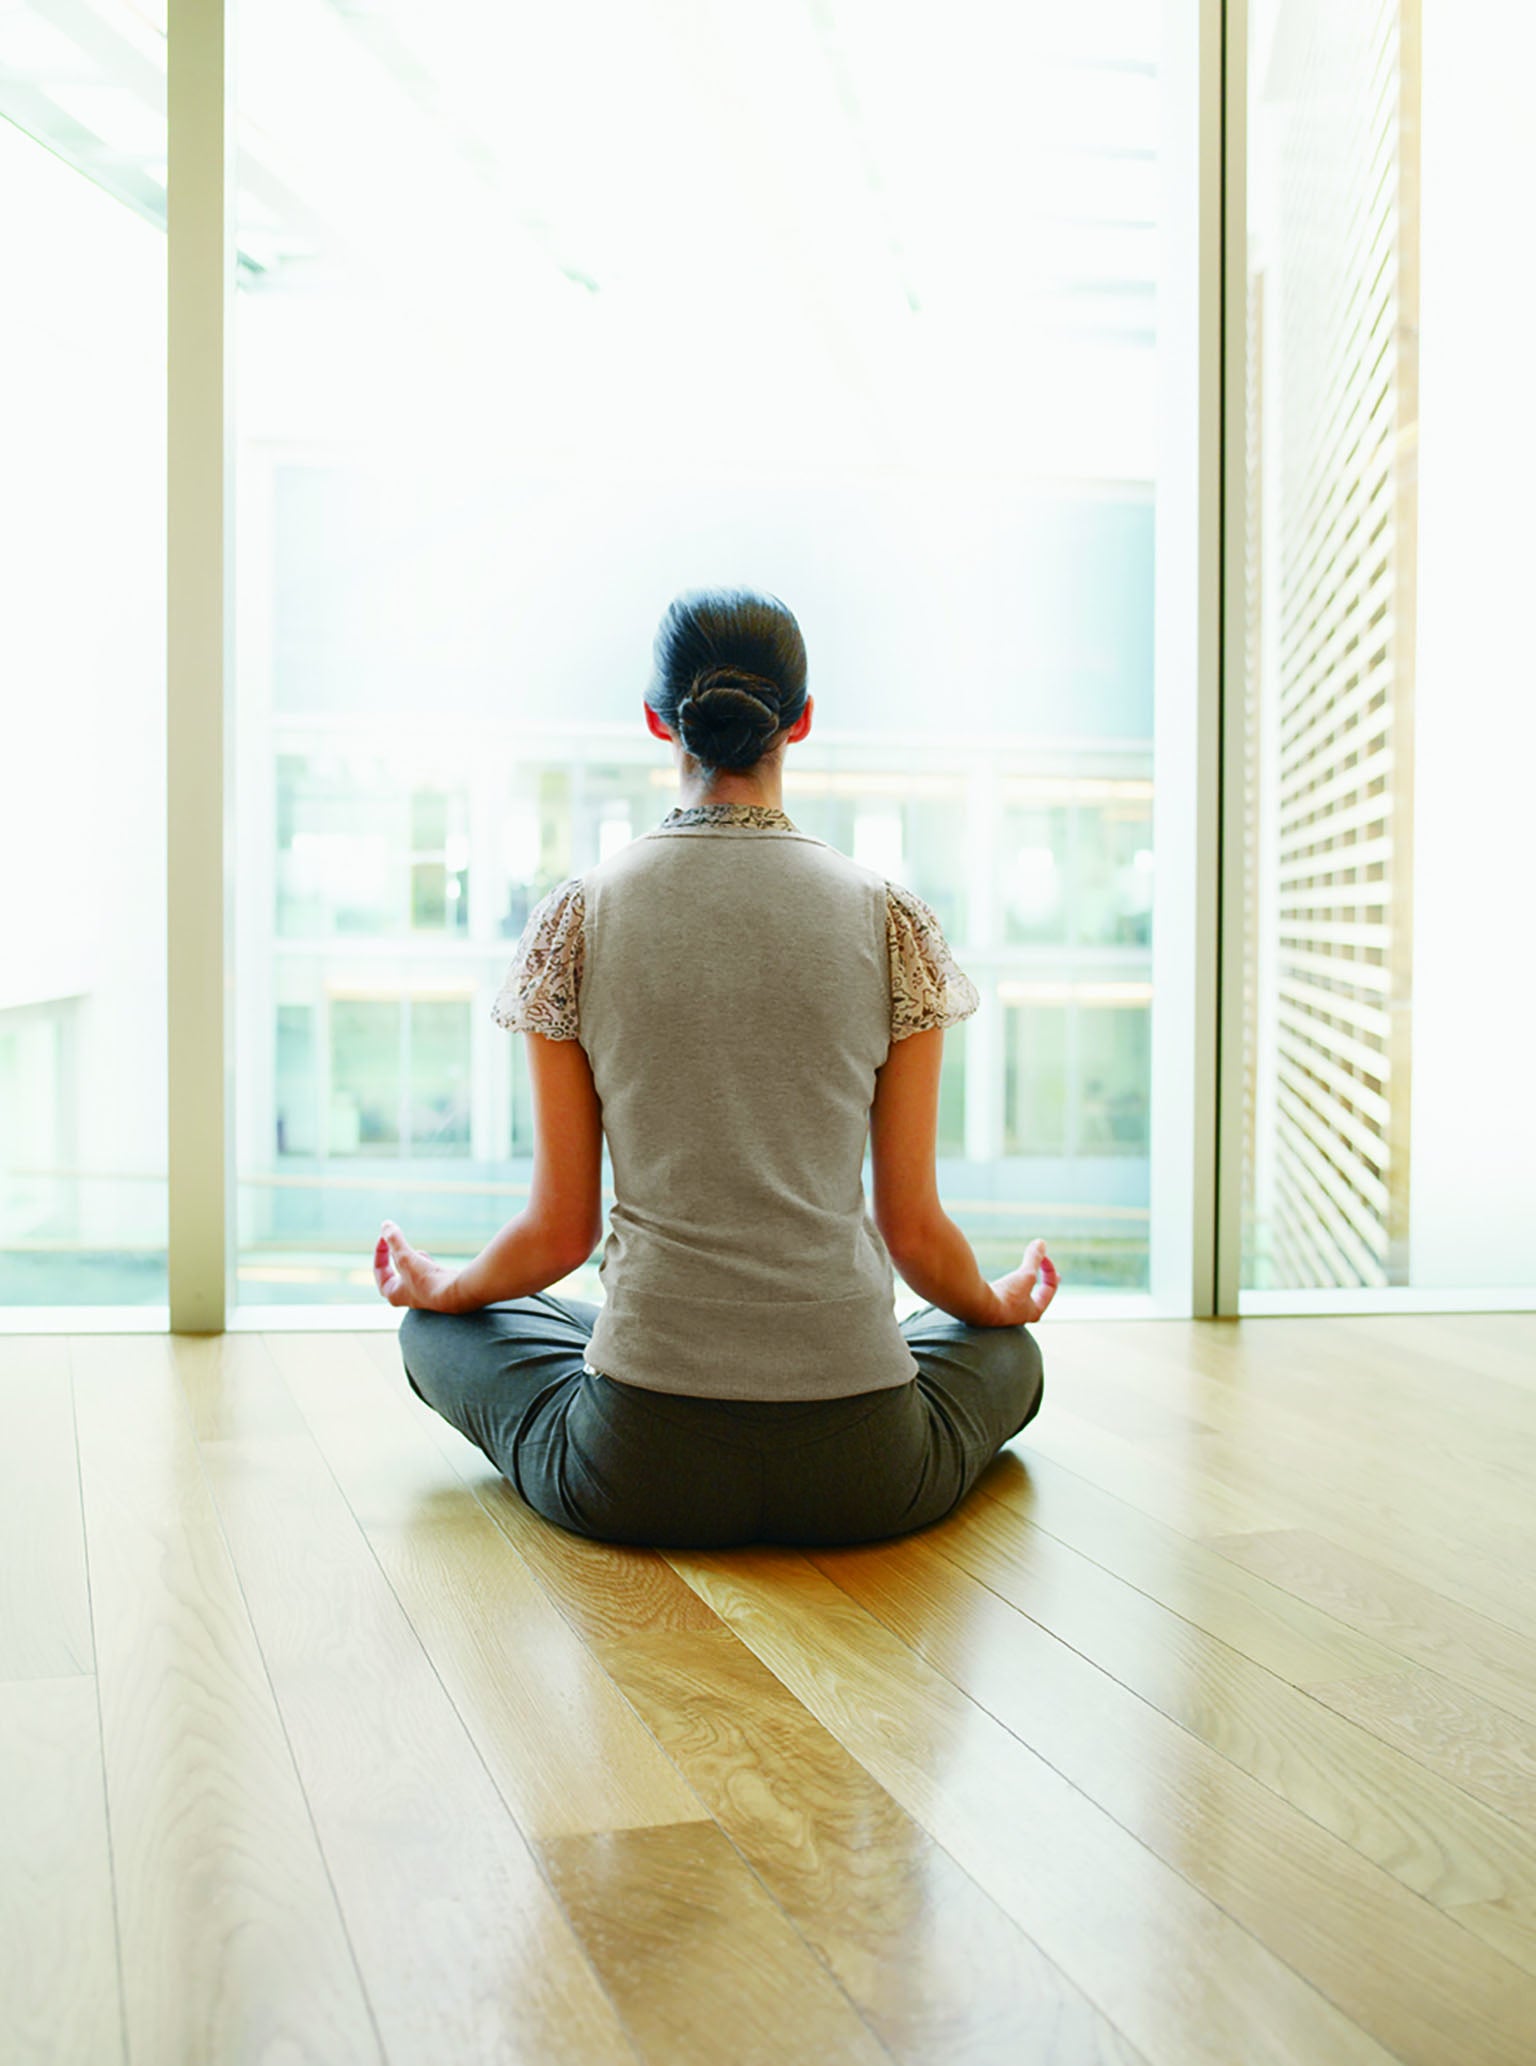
left=1239, top=0, right=1536, bottom=1299
left=224, top=0, right=1202, bottom=1308
left=0, top=25, right=167, bottom=1309
left=10, top=2, right=1524, bottom=1325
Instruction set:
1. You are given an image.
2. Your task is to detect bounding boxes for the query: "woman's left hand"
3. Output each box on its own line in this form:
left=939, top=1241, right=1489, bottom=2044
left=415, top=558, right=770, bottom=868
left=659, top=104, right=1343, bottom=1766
left=373, top=1221, right=464, bottom=1312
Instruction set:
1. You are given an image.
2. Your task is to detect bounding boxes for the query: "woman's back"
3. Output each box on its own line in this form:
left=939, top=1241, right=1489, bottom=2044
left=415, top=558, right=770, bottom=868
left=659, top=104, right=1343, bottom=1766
left=576, top=805, right=917, bottom=1400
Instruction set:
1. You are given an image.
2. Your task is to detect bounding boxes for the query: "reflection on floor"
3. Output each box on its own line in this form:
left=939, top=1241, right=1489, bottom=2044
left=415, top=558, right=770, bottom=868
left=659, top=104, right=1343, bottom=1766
left=4, top=1313, right=1536, bottom=2065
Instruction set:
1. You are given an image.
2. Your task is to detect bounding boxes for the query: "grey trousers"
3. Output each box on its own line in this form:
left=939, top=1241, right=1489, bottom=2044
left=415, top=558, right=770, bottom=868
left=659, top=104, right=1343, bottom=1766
left=398, top=1291, right=1044, bottom=1549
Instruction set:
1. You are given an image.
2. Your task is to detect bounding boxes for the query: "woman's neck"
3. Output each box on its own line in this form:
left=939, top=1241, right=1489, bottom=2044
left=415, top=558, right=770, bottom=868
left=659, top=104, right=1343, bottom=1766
left=674, top=766, right=784, bottom=813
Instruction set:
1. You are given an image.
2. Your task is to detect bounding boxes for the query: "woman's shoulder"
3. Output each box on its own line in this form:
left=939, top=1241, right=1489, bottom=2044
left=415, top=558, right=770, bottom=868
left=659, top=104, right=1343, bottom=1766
left=882, top=879, right=980, bottom=1039
left=491, top=877, right=586, bottom=1037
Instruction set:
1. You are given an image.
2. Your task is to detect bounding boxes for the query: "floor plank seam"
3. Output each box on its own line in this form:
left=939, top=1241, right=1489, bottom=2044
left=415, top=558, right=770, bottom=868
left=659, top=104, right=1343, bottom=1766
left=65, top=1336, right=132, bottom=2066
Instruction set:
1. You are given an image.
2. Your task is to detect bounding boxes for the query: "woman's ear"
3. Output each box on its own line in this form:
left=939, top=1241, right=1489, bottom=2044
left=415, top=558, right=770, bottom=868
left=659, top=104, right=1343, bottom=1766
left=786, top=694, right=813, bottom=744
left=642, top=700, right=675, bottom=744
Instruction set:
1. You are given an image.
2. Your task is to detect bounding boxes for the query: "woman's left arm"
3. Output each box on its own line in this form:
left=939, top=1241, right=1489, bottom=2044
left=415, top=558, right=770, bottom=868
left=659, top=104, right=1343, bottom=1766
left=374, top=1031, right=605, bottom=1312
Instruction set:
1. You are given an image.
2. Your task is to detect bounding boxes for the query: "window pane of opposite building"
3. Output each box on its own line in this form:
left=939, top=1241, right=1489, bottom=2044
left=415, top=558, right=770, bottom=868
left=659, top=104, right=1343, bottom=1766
left=233, top=0, right=1201, bottom=1307
left=1239, top=0, right=1536, bottom=1294
left=0, top=62, right=167, bottom=1309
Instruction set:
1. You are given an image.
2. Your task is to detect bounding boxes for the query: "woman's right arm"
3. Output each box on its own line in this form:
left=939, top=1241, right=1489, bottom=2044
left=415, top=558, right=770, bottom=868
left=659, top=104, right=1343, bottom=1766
left=869, top=1026, right=1058, bottom=1327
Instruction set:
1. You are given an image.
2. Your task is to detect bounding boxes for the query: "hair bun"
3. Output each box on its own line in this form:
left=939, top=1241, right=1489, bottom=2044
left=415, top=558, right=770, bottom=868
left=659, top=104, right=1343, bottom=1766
left=677, top=666, right=782, bottom=769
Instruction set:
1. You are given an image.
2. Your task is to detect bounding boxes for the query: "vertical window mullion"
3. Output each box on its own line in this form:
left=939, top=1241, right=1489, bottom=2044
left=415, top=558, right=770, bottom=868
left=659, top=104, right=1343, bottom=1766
left=1215, top=0, right=1250, bottom=1314
left=166, top=0, right=235, bottom=1331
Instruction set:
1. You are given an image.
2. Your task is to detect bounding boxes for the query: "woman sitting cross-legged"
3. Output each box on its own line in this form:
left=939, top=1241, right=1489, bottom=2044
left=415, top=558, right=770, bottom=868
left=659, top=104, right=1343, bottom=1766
left=374, top=586, right=1057, bottom=1549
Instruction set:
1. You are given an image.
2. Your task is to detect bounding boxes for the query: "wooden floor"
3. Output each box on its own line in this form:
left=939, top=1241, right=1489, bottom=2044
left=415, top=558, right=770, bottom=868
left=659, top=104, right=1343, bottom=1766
left=3, top=1317, right=1536, bottom=2065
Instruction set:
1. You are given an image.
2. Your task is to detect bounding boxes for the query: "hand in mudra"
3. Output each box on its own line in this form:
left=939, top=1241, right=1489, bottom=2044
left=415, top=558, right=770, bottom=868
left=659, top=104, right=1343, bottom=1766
left=373, top=1221, right=463, bottom=1312
left=990, top=1237, right=1060, bottom=1327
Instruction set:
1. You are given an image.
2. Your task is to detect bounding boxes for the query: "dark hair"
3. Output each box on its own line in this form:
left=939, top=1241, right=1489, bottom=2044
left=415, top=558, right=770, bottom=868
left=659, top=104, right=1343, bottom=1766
left=648, top=588, right=809, bottom=775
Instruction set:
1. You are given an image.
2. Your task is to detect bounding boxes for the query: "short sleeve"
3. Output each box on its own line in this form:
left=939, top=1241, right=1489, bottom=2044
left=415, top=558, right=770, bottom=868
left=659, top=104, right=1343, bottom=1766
left=491, top=877, right=585, bottom=1039
left=885, top=882, right=980, bottom=1043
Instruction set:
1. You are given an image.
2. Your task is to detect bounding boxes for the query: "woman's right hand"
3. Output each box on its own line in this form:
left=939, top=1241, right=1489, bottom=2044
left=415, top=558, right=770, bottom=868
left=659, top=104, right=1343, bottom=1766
left=373, top=1221, right=466, bottom=1313
left=989, top=1237, right=1060, bottom=1327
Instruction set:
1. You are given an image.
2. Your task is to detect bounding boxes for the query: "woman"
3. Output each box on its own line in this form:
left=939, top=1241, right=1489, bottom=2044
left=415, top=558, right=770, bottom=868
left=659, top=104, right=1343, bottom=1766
left=375, top=587, right=1058, bottom=1548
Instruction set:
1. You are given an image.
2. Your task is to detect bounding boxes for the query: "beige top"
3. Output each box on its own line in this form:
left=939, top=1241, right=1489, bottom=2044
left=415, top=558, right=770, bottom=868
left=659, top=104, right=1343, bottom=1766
left=504, top=800, right=981, bottom=1399
left=492, top=801, right=980, bottom=1043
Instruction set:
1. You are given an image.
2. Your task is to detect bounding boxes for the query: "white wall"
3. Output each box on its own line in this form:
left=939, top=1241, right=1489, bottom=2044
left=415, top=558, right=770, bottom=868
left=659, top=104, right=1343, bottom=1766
left=1409, top=0, right=1536, bottom=1284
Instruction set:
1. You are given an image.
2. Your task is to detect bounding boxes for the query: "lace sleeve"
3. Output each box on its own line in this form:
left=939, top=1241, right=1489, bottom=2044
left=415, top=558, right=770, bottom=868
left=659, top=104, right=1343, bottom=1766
left=886, top=882, right=981, bottom=1043
left=491, top=877, right=585, bottom=1039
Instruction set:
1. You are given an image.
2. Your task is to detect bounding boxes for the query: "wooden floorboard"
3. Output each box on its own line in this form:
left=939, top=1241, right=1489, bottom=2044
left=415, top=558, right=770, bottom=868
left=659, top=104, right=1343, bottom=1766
left=807, top=1530, right=1536, bottom=2065
left=1, top=1312, right=1533, bottom=2064
left=924, top=1477, right=1536, bottom=1967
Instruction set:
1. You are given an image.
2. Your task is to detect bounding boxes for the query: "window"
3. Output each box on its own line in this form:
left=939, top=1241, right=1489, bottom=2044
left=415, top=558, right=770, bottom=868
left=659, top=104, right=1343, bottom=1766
left=1237, top=0, right=1536, bottom=1299
left=9, top=3, right=1523, bottom=1327
left=230, top=0, right=1202, bottom=1307
left=0, top=79, right=166, bottom=1308
left=0, top=1, right=1242, bottom=1326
